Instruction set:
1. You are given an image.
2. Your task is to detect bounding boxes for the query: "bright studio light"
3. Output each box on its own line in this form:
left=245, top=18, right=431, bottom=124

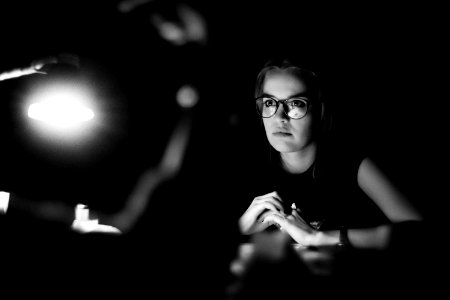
left=25, top=81, right=97, bottom=138
left=14, top=62, right=124, bottom=165
left=28, top=97, right=94, bottom=127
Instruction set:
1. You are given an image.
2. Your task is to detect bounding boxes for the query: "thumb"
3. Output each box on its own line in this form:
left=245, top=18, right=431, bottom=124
left=291, top=209, right=301, bottom=218
left=286, top=214, right=295, bottom=221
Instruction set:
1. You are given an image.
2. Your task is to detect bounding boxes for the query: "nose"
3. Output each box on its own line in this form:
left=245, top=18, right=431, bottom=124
left=274, top=102, right=289, bottom=122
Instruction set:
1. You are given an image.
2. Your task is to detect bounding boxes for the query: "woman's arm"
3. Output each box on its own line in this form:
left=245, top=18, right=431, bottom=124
left=268, top=157, right=423, bottom=249
left=357, top=157, right=423, bottom=222
left=309, top=225, right=392, bottom=249
left=309, top=157, right=423, bottom=249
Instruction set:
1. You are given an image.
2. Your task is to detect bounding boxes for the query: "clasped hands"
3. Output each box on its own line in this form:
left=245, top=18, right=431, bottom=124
left=239, top=191, right=318, bottom=246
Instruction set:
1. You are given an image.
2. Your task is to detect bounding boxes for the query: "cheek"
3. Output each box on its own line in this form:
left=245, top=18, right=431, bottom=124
left=291, top=118, right=314, bottom=137
left=262, top=119, right=271, bottom=134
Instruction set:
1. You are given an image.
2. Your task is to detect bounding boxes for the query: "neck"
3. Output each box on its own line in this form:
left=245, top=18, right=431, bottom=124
left=280, top=143, right=317, bottom=174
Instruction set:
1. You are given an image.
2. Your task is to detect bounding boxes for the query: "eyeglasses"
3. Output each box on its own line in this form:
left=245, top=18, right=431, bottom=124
left=255, top=96, right=310, bottom=120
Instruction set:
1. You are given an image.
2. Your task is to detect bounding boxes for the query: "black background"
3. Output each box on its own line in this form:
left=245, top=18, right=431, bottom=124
left=0, top=2, right=447, bottom=297
left=0, top=0, right=445, bottom=221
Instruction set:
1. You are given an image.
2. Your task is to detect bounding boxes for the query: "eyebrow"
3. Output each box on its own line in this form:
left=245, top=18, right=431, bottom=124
left=261, top=92, right=310, bottom=99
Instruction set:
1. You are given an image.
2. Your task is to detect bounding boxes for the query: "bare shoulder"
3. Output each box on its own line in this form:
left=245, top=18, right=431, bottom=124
left=356, top=157, right=423, bottom=222
left=357, top=157, right=380, bottom=179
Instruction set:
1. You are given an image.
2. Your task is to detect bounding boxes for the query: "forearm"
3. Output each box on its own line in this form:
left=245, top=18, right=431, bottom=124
left=346, top=224, right=392, bottom=249
left=309, top=224, right=392, bottom=250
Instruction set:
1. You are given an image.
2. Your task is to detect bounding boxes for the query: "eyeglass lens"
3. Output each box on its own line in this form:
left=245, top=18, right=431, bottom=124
left=256, top=98, right=307, bottom=119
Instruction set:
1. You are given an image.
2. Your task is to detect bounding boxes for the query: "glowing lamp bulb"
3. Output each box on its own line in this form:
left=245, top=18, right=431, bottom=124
left=28, top=100, right=94, bottom=127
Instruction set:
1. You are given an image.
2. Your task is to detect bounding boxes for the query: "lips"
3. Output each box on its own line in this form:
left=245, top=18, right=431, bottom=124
left=272, top=131, right=292, bottom=136
left=272, top=126, right=292, bottom=136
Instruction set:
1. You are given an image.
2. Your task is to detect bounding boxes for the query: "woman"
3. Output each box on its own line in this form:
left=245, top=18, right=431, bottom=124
left=238, top=58, right=423, bottom=249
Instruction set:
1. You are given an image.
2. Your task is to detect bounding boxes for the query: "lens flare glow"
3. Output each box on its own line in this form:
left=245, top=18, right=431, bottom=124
left=28, top=99, right=94, bottom=127
left=15, top=65, right=124, bottom=165
left=24, top=81, right=97, bottom=137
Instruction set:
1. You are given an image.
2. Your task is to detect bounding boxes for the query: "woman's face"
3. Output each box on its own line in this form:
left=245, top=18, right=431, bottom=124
left=262, top=68, right=317, bottom=153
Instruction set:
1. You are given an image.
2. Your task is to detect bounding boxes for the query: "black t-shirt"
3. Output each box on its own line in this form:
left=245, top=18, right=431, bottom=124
left=246, top=142, right=390, bottom=232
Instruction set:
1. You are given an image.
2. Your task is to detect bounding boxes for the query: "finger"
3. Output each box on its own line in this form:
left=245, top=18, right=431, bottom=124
left=241, top=202, right=282, bottom=231
left=259, top=208, right=285, bottom=219
left=250, top=199, right=284, bottom=214
left=286, top=214, right=314, bottom=233
left=253, top=191, right=283, bottom=203
left=262, top=212, right=288, bottom=227
left=266, top=191, right=283, bottom=202
left=287, top=214, right=305, bottom=225
left=239, top=211, right=272, bottom=234
left=253, top=202, right=282, bottom=215
left=257, top=210, right=272, bottom=223
left=288, top=212, right=310, bottom=226
left=251, top=197, right=284, bottom=212
left=246, top=202, right=279, bottom=220
left=291, top=209, right=307, bottom=221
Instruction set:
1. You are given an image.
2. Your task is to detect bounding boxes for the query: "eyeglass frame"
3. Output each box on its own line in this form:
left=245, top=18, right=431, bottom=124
left=255, top=95, right=311, bottom=120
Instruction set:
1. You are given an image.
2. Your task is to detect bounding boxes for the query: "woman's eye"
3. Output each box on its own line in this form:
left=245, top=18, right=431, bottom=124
left=290, top=100, right=306, bottom=107
left=264, top=99, right=276, bottom=107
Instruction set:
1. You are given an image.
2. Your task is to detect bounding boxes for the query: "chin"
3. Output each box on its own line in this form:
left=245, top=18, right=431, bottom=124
left=270, top=141, right=300, bottom=153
